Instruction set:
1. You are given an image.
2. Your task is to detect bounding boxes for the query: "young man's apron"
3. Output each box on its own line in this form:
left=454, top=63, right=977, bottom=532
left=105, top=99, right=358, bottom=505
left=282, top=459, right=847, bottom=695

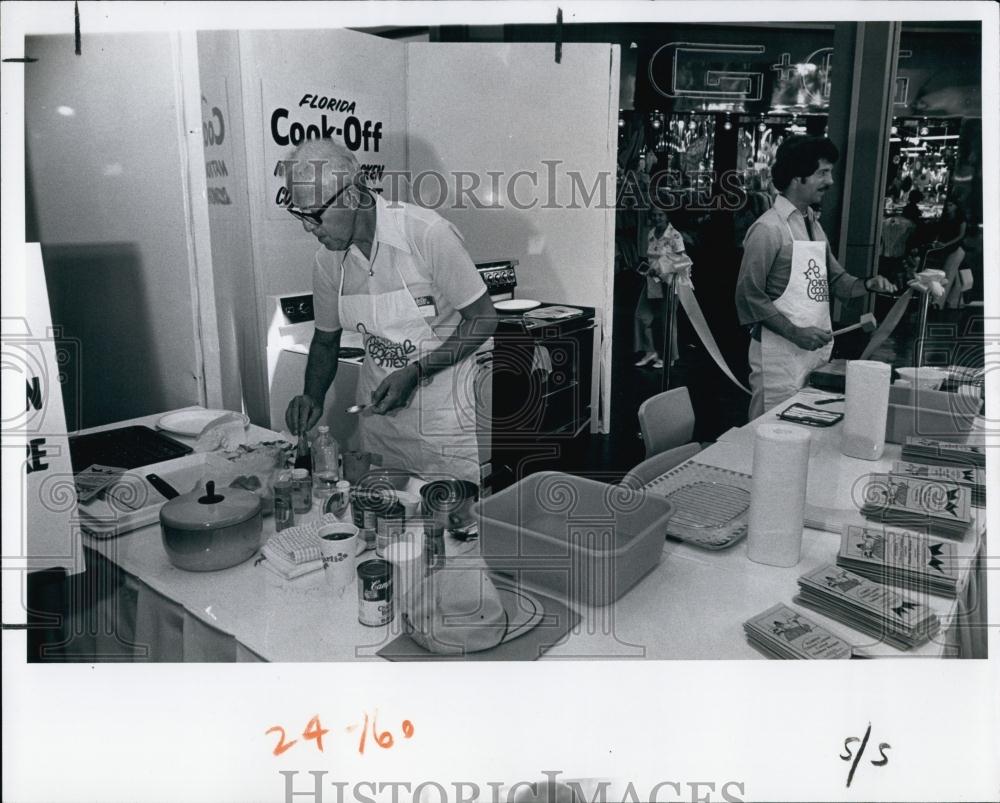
left=338, top=253, right=481, bottom=484
left=749, top=215, right=832, bottom=419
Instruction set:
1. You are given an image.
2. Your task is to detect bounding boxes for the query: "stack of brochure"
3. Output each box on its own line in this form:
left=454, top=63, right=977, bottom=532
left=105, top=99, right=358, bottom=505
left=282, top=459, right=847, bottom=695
left=743, top=603, right=860, bottom=659
left=891, top=460, right=985, bottom=507
left=836, top=525, right=959, bottom=598
left=796, top=564, right=940, bottom=650
left=858, top=473, right=972, bottom=539
left=901, top=437, right=986, bottom=469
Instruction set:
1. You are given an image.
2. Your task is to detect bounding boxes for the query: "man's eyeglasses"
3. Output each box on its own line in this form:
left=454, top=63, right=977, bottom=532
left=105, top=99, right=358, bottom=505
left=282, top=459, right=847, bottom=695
left=286, top=182, right=353, bottom=226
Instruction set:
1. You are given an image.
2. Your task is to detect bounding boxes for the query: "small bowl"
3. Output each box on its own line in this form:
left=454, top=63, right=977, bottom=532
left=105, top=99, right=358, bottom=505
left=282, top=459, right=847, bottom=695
left=895, top=366, right=947, bottom=390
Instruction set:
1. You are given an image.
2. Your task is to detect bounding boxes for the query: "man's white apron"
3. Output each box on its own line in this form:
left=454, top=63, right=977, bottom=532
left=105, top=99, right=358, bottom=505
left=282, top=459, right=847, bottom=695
left=748, top=216, right=832, bottom=419
left=338, top=254, right=481, bottom=483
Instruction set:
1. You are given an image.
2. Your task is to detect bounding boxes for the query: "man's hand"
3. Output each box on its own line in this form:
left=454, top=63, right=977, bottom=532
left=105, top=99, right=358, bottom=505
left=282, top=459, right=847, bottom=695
left=370, top=364, right=419, bottom=415
left=865, top=275, right=898, bottom=294
left=285, top=394, right=322, bottom=436
left=288, top=328, right=342, bottom=435
left=794, top=326, right=833, bottom=351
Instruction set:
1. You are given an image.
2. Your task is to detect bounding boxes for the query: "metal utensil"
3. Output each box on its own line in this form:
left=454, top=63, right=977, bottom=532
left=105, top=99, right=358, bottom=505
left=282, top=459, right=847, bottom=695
left=346, top=404, right=367, bottom=414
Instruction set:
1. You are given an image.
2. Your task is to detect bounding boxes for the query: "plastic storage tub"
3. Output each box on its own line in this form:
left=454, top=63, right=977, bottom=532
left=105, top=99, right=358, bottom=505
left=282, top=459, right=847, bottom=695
left=885, top=384, right=979, bottom=443
left=474, top=472, right=674, bottom=607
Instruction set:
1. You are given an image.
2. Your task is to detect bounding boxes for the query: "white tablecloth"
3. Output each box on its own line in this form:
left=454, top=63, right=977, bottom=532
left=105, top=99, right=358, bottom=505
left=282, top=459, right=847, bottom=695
left=67, top=400, right=986, bottom=661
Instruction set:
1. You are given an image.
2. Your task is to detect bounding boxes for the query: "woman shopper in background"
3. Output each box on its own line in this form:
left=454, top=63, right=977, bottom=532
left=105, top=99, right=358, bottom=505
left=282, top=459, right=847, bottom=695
left=933, top=198, right=969, bottom=312
left=634, top=207, right=693, bottom=369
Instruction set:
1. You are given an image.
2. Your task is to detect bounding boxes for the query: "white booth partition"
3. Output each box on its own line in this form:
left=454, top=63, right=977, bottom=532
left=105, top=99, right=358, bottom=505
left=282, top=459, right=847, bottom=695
left=406, top=42, right=620, bottom=432
left=197, top=30, right=618, bottom=435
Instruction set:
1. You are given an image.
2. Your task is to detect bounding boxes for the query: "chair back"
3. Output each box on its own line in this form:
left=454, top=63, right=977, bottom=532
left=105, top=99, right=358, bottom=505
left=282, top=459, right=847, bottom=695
left=620, top=442, right=703, bottom=490
left=637, top=386, right=695, bottom=457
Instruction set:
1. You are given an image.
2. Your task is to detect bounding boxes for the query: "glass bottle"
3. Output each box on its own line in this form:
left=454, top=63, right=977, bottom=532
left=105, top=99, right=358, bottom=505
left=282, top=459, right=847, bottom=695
left=311, top=425, right=340, bottom=498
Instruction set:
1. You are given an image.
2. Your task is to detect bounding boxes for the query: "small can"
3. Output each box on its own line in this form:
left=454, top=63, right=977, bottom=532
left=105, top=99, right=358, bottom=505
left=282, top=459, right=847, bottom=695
left=291, top=468, right=312, bottom=514
left=321, top=479, right=350, bottom=517
left=327, top=480, right=352, bottom=518
left=351, top=490, right=376, bottom=529
left=357, top=527, right=376, bottom=552
left=375, top=515, right=406, bottom=558
left=273, top=480, right=295, bottom=531
left=357, top=559, right=393, bottom=626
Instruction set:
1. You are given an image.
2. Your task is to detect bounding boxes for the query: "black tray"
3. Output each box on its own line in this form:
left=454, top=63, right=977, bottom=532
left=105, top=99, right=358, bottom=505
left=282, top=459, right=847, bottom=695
left=69, top=425, right=193, bottom=474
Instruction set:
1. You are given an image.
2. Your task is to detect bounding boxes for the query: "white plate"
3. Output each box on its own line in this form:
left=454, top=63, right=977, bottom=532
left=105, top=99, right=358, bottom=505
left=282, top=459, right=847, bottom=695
left=157, top=409, right=250, bottom=438
left=494, top=298, right=541, bottom=312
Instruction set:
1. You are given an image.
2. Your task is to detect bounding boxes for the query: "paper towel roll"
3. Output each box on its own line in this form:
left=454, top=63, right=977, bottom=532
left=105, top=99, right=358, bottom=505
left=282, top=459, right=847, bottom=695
left=842, top=360, right=891, bottom=460
left=747, top=424, right=811, bottom=568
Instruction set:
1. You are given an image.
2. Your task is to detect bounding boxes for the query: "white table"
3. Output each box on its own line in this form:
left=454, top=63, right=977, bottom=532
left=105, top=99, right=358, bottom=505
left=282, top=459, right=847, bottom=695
left=540, top=389, right=986, bottom=660
left=75, top=398, right=986, bottom=661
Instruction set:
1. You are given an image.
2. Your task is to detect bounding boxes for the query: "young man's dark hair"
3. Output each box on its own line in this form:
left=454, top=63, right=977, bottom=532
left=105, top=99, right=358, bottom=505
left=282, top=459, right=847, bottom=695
left=771, top=135, right=840, bottom=192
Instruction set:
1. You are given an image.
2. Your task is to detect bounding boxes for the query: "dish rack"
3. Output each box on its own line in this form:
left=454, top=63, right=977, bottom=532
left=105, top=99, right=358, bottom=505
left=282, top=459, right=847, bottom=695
left=643, top=461, right=752, bottom=550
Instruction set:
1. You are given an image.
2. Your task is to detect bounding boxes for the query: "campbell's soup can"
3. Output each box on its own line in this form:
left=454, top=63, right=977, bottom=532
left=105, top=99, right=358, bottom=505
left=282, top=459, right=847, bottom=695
left=356, top=559, right=393, bottom=626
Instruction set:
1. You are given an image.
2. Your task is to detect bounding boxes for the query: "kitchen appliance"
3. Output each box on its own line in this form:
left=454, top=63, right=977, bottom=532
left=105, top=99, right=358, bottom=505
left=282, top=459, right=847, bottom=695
left=475, top=259, right=518, bottom=302
left=69, top=425, right=193, bottom=474
left=473, top=259, right=600, bottom=486
left=159, top=479, right=263, bottom=571
left=491, top=303, right=597, bottom=440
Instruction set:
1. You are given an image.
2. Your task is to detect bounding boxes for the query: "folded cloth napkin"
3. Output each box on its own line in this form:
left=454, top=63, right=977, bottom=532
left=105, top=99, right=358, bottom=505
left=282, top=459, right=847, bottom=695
left=400, top=566, right=508, bottom=654
left=266, top=525, right=325, bottom=564
left=258, top=512, right=358, bottom=580
left=258, top=544, right=324, bottom=580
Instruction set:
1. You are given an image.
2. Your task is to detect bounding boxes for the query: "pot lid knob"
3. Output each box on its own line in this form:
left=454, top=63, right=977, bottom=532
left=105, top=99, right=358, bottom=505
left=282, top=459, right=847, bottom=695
left=198, top=481, right=225, bottom=505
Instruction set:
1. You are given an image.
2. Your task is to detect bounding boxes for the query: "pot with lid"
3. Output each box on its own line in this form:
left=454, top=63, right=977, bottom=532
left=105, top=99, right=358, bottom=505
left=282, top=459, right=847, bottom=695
left=159, top=479, right=263, bottom=571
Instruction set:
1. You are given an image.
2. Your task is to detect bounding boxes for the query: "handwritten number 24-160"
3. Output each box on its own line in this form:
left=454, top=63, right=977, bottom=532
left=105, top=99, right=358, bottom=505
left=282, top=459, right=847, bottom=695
left=266, top=713, right=414, bottom=756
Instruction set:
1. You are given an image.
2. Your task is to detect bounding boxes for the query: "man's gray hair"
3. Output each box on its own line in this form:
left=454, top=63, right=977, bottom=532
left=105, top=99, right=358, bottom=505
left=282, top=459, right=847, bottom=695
left=286, top=139, right=361, bottom=196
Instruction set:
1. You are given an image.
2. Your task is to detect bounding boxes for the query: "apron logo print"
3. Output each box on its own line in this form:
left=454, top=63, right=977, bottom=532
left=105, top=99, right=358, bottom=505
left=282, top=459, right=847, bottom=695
left=804, top=259, right=829, bottom=302
left=356, top=322, right=417, bottom=369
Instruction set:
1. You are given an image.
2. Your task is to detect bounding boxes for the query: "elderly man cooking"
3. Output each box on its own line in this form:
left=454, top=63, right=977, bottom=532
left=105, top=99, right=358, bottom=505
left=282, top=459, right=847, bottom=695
left=283, top=140, right=496, bottom=484
left=735, top=135, right=896, bottom=420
